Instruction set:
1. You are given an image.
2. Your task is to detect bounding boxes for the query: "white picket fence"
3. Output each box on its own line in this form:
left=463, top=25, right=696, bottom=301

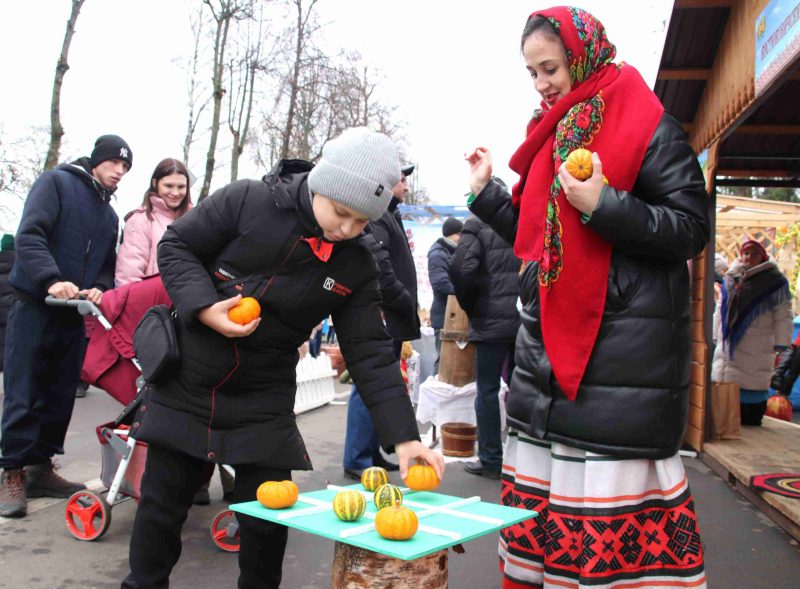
left=294, top=352, right=338, bottom=415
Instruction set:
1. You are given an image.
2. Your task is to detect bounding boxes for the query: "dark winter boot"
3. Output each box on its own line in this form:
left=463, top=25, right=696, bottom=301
left=24, top=461, right=86, bottom=498
left=0, top=469, right=27, bottom=518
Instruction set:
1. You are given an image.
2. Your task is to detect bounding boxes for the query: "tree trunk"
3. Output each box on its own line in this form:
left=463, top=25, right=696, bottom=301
left=45, top=0, right=85, bottom=171
left=331, top=542, right=448, bottom=589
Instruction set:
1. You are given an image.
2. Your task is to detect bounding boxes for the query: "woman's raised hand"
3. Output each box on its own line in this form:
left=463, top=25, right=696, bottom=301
left=465, top=147, right=493, bottom=197
left=558, top=151, right=604, bottom=215
left=198, top=295, right=261, bottom=338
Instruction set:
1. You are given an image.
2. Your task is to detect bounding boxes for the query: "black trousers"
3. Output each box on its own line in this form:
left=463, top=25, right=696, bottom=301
left=121, top=444, right=290, bottom=589
left=0, top=300, right=84, bottom=469
left=741, top=400, right=768, bottom=426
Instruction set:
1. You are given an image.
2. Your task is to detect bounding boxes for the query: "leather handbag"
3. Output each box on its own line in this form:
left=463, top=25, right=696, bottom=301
left=133, top=305, right=179, bottom=385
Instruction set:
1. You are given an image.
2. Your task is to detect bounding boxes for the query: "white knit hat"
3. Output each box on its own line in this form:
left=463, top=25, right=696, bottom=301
left=307, top=127, right=400, bottom=221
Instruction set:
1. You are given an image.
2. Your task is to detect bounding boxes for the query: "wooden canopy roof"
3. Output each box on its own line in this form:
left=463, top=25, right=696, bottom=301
left=655, top=0, right=800, bottom=188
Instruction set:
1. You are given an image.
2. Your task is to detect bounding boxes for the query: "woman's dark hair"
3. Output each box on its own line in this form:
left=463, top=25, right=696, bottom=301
left=521, top=15, right=564, bottom=52
left=142, top=158, right=191, bottom=219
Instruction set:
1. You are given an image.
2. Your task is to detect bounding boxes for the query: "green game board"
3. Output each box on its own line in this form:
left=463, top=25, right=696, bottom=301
left=230, top=483, right=537, bottom=561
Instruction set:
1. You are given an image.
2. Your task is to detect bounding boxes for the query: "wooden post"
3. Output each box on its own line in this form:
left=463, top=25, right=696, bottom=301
left=438, top=295, right=475, bottom=386
left=331, top=542, right=448, bottom=588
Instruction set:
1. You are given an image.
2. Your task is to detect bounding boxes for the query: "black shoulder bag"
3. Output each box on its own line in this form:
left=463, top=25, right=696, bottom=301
left=133, top=305, right=180, bottom=385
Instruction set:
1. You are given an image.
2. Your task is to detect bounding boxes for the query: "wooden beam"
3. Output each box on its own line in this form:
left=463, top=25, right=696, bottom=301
left=717, top=178, right=800, bottom=188
left=733, top=125, right=800, bottom=135
left=688, top=0, right=769, bottom=153
left=716, top=194, right=800, bottom=213
left=717, top=169, right=794, bottom=177
left=657, top=68, right=710, bottom=80
left=716, top=218, right=800, bottom=228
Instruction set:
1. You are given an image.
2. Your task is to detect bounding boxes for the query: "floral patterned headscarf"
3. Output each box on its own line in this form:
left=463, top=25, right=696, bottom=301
left=509, top=6, right=664, bottom=401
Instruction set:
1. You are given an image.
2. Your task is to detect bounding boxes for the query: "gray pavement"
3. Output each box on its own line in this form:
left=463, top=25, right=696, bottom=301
left=1, top=381, right=800, bottom=588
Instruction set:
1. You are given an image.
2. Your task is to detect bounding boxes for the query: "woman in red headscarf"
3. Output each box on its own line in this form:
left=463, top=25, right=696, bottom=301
left=465, top=7, right=709, bottom=588
left=712, top=240, right=792, bottom=425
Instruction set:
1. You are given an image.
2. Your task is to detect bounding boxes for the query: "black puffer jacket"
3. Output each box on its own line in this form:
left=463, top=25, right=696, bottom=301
left=365, top=200, right=420, bottom=341
left=449, top=216, right=520, bottom=343
left=130, top=160, right=419, bottom=469
left=0, top=250, right=14, bottom=370
left=470, top=113, right=710, bottom=459
left=427, top=237, right=456, bottom=330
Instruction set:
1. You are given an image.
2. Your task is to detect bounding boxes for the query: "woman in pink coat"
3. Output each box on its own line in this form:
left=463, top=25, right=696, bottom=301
left=115, top=158, right=192, bottom=286
left=115, top=158, right=232, bottom=503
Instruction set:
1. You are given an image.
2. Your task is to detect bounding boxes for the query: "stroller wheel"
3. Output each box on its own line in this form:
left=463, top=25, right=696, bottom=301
left=65, top=490, right=112, bottom=541
left=210, top=509, right=240, bottom=552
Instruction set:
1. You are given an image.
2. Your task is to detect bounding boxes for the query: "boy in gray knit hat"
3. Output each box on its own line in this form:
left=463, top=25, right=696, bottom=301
left=120, top=126, right=444, bottom=588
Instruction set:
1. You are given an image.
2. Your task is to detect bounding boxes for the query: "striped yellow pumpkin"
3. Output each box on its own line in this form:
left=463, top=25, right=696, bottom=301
left=332, top=490, right=366, bottom=522
left=373, top=484, right=403, bottom=510
left=360, top=466, right=389, bottom=491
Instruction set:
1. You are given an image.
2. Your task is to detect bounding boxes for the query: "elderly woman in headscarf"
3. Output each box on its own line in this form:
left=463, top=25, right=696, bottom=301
left=712, top=240, right=793, bottom=425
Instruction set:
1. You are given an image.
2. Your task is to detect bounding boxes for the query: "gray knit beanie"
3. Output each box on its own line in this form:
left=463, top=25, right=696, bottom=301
left=307, top=127, right=400, bottom=221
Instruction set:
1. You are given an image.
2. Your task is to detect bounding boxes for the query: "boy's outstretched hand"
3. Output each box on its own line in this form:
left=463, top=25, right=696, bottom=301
left=198, top=295, right=260, bottom=338
left=395, top=440, right=446, bottom=481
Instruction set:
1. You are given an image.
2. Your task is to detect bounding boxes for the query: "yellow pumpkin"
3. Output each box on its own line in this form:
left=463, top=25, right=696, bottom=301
left=565, top=148, right=593, bottom=181
left=256, top=480, right=299, bottom=509
left=403, top=463, right=440, bottom=491
left=361, top=466, right=389, bottom=491
left=375, top=502, right=418, bottom=541
left=332, top=490, right=367, bottom=522
left=373, top=484, right=403, bottom=509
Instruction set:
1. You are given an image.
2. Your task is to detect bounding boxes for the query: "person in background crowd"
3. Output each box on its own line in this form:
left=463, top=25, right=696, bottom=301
left=465, top=8, right=709, bottom=586
left=119, top=127, right=442, bottom=588
left=450, top=179, right=520, bottom=480
left=325, top=315, right=336, bottom=344
left=342, top=163, right=420, bottom=481
left=0, top=234, right=15, bottom=373
left=0, top=134, right=129, bottom=519
left=712, top=240, right=792, bottom=426
left=427, top=216, right=462, bottom=374
left=115, top=158, right=192, bottom=287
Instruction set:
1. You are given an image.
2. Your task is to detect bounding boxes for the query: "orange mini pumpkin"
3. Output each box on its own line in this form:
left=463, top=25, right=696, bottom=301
left=403, top=463, right=440, bottom=491
left=228, top=296, right=261, bottom=325
left=565, top=148, right=593, bottom=181
left=257, top=480, right=299, bottom=509
left=375, top=502, right=418, bottom=541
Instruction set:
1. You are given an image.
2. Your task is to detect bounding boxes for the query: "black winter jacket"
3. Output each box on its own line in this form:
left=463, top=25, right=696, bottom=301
left=365, top=200, right=420, bottom=341
left=449, top=216, right=521, bottom=343
left=130, top=160, right=419, bottom=468
left=9, top=160, right=118, bottom=302
left=0, top=250, right=14, bottom=369
left=470, top=113, right=710, bottom=459
left=427, top=237, right=456, bottom=330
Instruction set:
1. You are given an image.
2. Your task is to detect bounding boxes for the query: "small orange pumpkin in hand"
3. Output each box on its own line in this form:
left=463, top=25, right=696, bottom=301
left=257, top=480, right=299, bottom=509
left=228, top=296, right=261, bottom=325
left=375, top=501, right=418, bottom=541
left=403, top=463, right=440, bottom=491
left=565, top=148, right=593, bottom=181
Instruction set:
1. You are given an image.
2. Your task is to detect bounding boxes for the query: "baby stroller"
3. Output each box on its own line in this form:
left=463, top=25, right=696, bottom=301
left=48, top=279, right=241, bottom=552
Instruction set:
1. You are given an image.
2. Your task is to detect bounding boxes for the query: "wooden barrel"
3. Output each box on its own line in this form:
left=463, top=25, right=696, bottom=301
left=332, top=542, right=448, bottom=588
left=440, top=422, right=477, bottom=457
left=439, top=295, right=475, bottom=387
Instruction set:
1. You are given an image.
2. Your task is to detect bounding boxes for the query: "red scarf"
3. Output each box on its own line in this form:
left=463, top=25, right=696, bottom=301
left=509, top=7, right=664, bottom=400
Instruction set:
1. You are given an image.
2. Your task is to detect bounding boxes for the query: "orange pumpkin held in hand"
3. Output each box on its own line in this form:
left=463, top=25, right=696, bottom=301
left=403, top=463, right=440, bottom=491
left=228, top=296, right=261, bottom=325
left=257, top=480, right=299, bottom=509
left=375, top=501, right=418, bottom=541
left=565, top=148, right=593, bottom=181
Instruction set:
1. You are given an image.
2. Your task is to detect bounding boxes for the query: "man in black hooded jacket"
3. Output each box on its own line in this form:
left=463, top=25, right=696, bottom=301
left=0, top=135, right=130, bottom=519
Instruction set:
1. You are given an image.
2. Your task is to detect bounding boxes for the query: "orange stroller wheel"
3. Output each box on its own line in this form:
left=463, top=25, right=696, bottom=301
left=210, top=509, right=240, bottom=552
left=65, top=490, right=112, bottom=541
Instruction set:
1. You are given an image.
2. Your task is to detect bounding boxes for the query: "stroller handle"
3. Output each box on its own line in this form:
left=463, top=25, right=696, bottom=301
left=45, top=296, right=112, bottom=329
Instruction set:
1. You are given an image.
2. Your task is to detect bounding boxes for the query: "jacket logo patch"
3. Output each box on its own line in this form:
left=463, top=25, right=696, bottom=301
left=214, top=267, right=236, bottom=281
left=323, top=277, right=351, bottom=297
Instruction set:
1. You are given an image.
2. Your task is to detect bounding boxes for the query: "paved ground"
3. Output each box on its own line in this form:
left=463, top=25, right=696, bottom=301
left=1, top=381, right=800, bottom=588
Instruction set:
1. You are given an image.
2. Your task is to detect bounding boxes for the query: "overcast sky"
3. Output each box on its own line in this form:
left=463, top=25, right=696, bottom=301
left=0, top=0, right=672, bottom=232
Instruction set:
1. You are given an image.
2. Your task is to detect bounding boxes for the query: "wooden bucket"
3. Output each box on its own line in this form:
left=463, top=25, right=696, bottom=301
left=440, top=422, right=477, bottom=457
left=439, top=295, right=475, bottom=387
left=332, top=541, right=448, bottom=588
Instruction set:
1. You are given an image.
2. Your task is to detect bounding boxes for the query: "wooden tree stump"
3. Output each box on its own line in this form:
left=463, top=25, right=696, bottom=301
left=331, top=541, right=448, bottom=588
